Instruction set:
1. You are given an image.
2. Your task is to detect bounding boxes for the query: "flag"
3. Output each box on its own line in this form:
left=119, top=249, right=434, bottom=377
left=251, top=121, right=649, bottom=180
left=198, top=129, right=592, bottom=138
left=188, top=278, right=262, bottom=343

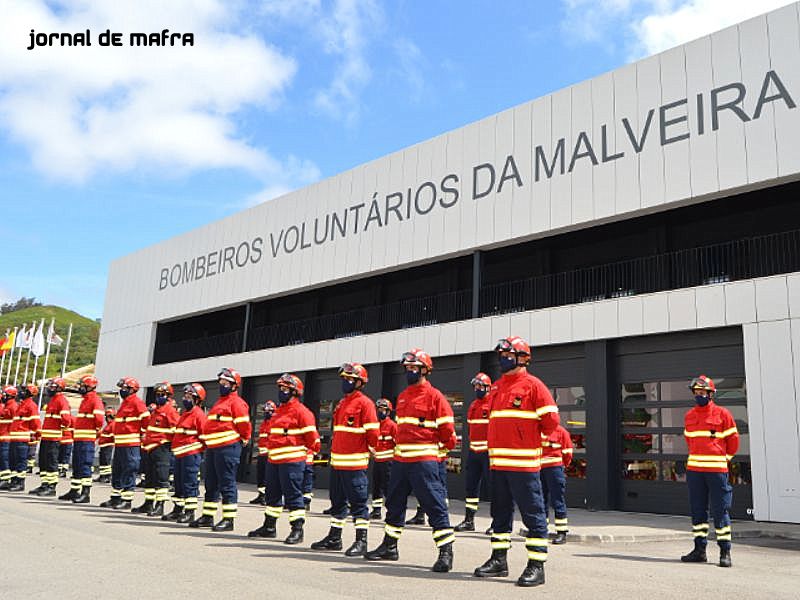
left=0, top=330, right=12, bottom=351
left=30, top=321, right=45, bottom=357
left=15, top=325, right=29, bottom=348
left=0, top=331, right=7, bottom=354
left=47, top=322, right=63, bottom=346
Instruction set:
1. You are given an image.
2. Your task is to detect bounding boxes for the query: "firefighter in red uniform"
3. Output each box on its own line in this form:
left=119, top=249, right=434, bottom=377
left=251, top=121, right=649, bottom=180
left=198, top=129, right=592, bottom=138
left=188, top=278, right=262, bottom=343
left=8, top=384, right=41, bottom=492
left=193, top=368, right=251, bottom=531
left=95, top=408, right=115, bottom=483
left=681, top=375, right=739, bottom=568
left=58, top=412, right=74, bottom=478
left=365, top=348, right=457, bottom=572
left=249, top=373, right=320, bottom=544
left=65, top=375, right=105, bottom=503
left=100, top=377, right=149, bottom=509
left=30, top=377, right=71, bottom=497
left=249, top=400, right=276, bottom=506
left=311, top=363, right=379, bottom=555
left=369, top=398, right=397, bottom=519
left=0, top=386, right=18, bottom=489
left=455, top=373, right=493, bottom=532
left=540, top=424, right=573, bottom=544
left=474, top=336, right=560, bottom=587
left=134, top=382, right=179, bottom=517
left=164, top=383, right=208, bottom=523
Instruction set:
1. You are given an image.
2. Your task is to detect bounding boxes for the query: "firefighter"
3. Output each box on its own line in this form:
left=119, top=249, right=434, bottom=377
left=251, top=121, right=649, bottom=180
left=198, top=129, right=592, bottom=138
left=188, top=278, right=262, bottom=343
left=100, top=377, right=149, bottom=509
left=30, top=377, right=70, bottom=497
left=164, top=383, right=207, bottom=523
left=7, top=384, right=41, bottom=491
left=248, top=373, right=320, bottom=544
left=540, top=424, right=573, bottom=544
left=302, top=448, right=315, bottom=510
left=0, top=386, right=18, bottom=490
left=473, top=336, right=560, bottom=587
left=455, top=373, right=493, bottom=532
left=365, top=348, right=457, bottom=572
left=311, top=363, right=379, bottom=556
left=58, top=411, right=74, bottom=478
left=134, top=382, right=179, bottom=517
left=369, top=398, right=396, bottom=519
left=64, top=375, right=105, bottom=503
left=249, top=400, right=277, bottom=506
left=192, top=368, right=251, bottom=531
left=95, top=408, right=115, bottom=483
left=681, top=375, right=739, bottom=568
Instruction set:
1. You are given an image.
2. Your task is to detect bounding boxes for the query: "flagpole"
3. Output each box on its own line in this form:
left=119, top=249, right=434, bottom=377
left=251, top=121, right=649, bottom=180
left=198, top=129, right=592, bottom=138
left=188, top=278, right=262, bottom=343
left=4, top=327, right=17, bottom=385
left=37, top=318, right=55, bottom=411
left=22, top=344, right=32, bottom=384
left=13, top=323, right=26, bottom=386
left=31, top=319, right=44, bottom=388
left=60, top=323, right=73, bottom=377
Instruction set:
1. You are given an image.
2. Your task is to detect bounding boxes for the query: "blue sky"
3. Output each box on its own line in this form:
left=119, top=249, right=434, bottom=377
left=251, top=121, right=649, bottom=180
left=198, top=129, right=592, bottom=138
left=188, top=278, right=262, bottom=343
left=0, top=0, right=791, bottom=320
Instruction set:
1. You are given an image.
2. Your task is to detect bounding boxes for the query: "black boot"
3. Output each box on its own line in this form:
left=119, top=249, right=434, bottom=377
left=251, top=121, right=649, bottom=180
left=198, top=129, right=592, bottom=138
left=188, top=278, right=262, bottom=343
left=114, top=500, right=132, bottom=510
left=8, top=477, right=24, bottom=492
left=176, top=510, right=195, bottom=524
left=100, top=496, right=123, bottom=509
left=322, top=506, right=333, bottom=515
left=455, top=509, right=476, bottom=532
left=369, top=507, right=381, bottom=520
left=132, top=499, right=154, bottom=514
left=249, top=491, right=266, bottom=505
left=474, top=549, right=509, bottom=577
left=98, top=474, right=111, bottom=484
left=189, top=514, right=214, bottom=528
left=248, top=515, right=278, bottom=538
left=284, top=519, right=304, bottom=545
left=72, top=488, right=91, bottom=504
left=551, top=531, right=568, bottom=545
left=432, top=542, right=454, bottom=573
left=364, top=534, right=399, bottom=561
left=38, top=483, right=56, bottom=497
left=304, top=497, right=311, bottom=511
left=311, top=527, right=343, bottom=551
left=406, top=506, right=425, bottom=525
left=681, top=545, right=708, bottom=563
left=516, top=559, right=545, bottom=587
left=147, top=501, right=165, bottom=517
left=0, top=479, right=10, bottom=491
left=344, top=529, right=368, bottom=557
left=212, top=517, right=234, bottom=532
left=59, top=488, right=79, bottom=501
left=718, top=548, right=732, bottom=568
left=28, top=483, right=47, bottom=496
left=162, top=504, right=183, bottom=521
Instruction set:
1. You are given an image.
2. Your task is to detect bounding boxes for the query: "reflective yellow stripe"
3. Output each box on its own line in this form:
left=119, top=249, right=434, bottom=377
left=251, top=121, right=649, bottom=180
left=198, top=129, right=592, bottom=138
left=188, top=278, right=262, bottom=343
left=540, top=457, right=564, bottom=466
left=233, top=416, right=250, bottom=424
left=333, top=425, right=367, bottom=434
left=688, top=454, right=728, bottom=462
left=684, top=427, right=738, bottom=438
left=536, top=405, right=558, bottom=417
left=490, top=457, right=541, bottom=468
left=435, top=416, right=454, bottom=425
left=467, top=418, right=489, bottom=424
left=147, top=426, right=174, bottom=433
left=489, top=447, right=542, bottom=457
left=396, top=417, right=437, bottom=428
left=373, top=450, right=394, bottom=460
left=490, top=409, right=539, bottom=420
left=201, top=432, right=241, bottom=445
left=331, top=452, right=370, bottom=460
left=172, top=442, right=203, bottom=456
left=269, top=425, right=316, bottom=435
left=562, top=448, right=573, bottom=454
left=363, top=422, right=379, bottom=430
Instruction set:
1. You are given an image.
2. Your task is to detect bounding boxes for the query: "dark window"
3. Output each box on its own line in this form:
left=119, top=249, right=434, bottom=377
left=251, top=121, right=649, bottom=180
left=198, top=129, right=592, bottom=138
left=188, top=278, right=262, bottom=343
left=153, top=306, right=245, bottom=365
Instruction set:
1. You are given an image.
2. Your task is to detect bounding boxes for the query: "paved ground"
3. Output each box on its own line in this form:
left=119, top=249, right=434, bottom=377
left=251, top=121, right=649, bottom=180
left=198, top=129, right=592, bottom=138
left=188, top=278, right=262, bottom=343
left=2, top=478, right=799, bottom=599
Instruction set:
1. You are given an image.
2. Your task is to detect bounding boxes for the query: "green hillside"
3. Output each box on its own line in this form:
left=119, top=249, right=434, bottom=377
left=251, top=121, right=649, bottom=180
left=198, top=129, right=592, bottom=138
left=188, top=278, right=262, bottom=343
left=0, top=305, right=99, bottom=380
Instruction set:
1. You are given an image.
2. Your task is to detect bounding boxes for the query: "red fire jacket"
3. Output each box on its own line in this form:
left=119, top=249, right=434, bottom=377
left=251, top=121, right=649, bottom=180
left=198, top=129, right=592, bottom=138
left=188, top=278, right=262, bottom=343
left=394, top=380, right=456, bottom=463
left=112, top=394, right=150, bottom=447
left=487, top=370, right=559, bottom=472
left=266, top=398, right=320, bottom=464
left=541, top=425, right=574, bottom=468
left=0, top=399, right=17, bottom=442
left=40, top=393, right=71, bottom=441
left=684, top=400, right=739, bottom=473
left=172, top=406, right=207, bottom=458
left=200, top=392, right=251, bottom=449
left=257, top=416, right=272, bottom=457
left=330, top=391, right=379, bottom=470
left=73, top=391, right=105, bottom=442
left=98, top=420, right=115, bottom=448
left=371, top=417, right=397, bottom=462
left=142, top=404, right=179, bottom=451
left=59, top=413, right=74, bottom=445
left=10, top=398, right=40, bottom=442
left=466, top=394, right=492, bottom=453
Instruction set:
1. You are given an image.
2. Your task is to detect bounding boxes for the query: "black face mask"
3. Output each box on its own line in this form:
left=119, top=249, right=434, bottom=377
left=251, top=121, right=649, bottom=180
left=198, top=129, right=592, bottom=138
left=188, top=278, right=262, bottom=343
left=219, top=384, right=232, bottom=397
left=475, top=389, right=487, bottom=399
left=182, top=399, right=194, bottom=411
left=155, top=395, right=169, bottom=406
left=405, top=370, right=421, bottom=385
left=78, top=385, right=89, bottom=396
left=499, top=355, right=517, bottom=373
left=341, top=379, right=356, bottom=395
left=277, top=389, right=292, bottom=404
left=119, top=389, right=131, bottom=399
left=378, top=410, right=389, bottom=420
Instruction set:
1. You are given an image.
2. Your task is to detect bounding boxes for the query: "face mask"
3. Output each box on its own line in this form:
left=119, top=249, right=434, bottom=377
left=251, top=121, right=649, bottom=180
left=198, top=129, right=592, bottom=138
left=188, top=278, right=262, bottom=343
left=405, top=370, right=421, bottom=385
left=694, top=394, right=710, bottom=407
left=218, top=384, right=231, bottom=397
left=277, top=389, right=292, bottom=404
left=119, top=389, right=131, bottom=399
left=46, top=388, right=56, bottom=397
left=78, top=385, right=88, bottom=396
left=182, top=399, right=194, bottom=411
left=341, top=379, right=356, bottom=394
left=378, top=410, right=389, bottom=420
left=475, top=389, right=487, bottom=399
left=155, top=395, right=168, bottom=406
left=499, top=355, right=517, bottom=373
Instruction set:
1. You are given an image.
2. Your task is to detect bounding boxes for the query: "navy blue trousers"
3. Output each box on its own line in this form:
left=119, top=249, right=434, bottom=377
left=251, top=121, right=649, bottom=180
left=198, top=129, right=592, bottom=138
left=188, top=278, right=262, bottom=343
left=303, top=462, right=314, bottom=496
left=111, top=446, right=141, bottom=498
left=256, top=456, right=268, bottom=489
left=10, top=441, right=29, bottom=476
left=490, top=470, right=548, bottom=562
left=371, top=461, right=392, bottom=505
left=385, top=460, right=451, bottom=532
left=265, top=460, right=306, bottom=519
left=58, top=443, right=73, bottom=467
left=540, top=466, right=567, bottom=519
left=39, top=439, right=59, bottom=473
left=0, top=441, right=9, bottom=476
left=329, top=468, right=369, bottom=522
left=687, top=470, right=732, bottom=550
left=174, top=454, right=202, bottom=500
left=72, top=441, right=95, bottom=480
left=464, top=451, right=491, bottom=508
left=203, top=443, right=241, bottom=505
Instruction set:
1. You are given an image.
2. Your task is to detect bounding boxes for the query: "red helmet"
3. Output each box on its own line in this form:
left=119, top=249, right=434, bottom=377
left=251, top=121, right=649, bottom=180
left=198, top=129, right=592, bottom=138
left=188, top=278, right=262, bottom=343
left=495, top=336, right=531, bottom=356
left=689, top=375, right=716, bottom=394
left=46, top=377, right=66, bottom=392
left=18, top=383, right=39, bottom=399
left=338, top=362, right=369, bottom=383
left=264, top=400, right=277, bottom=415
left=2, top=385, right=17, bottom=400
left=79, top=374, right=99, bottom=392
left=400, top=348, right=433, bottom=371
left=276, top=373, right=304, bottom=397
left=116, top=376, right=140, bottom=393
left=470, top=372, right=492, bottom=389
left=182, top=383, right=206, bottom=402
left=218, top=367, right=242, bottom=388
left=154, top=381, right=174, bottom=397
left=376, top=398, right=393, bottom=411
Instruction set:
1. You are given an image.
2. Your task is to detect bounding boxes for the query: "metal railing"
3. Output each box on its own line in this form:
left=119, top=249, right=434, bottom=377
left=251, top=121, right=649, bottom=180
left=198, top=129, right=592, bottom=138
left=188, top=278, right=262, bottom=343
left=152, top=330, right=243, bottom=365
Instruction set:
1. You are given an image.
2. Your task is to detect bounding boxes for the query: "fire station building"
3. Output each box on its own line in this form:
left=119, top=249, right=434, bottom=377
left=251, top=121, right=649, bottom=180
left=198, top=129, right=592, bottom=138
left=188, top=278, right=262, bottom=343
left=96, top=4, right=800, bottom=524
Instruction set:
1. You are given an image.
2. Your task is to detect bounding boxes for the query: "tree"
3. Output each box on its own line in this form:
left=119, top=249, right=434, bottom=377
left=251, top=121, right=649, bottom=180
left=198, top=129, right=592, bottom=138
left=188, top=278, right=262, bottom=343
left=0, top=297, right=42, bottom=315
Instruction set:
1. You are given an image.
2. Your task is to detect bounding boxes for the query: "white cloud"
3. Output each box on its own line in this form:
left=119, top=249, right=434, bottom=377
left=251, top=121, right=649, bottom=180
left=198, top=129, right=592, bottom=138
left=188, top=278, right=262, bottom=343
left=240, top=155, right=321, bottom=208
left=0, top=0, right=305, bottom=183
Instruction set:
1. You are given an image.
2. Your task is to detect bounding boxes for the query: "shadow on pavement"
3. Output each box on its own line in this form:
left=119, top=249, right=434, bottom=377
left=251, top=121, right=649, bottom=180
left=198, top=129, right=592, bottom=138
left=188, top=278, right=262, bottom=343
left=574, top=553, right=677, bottom=564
